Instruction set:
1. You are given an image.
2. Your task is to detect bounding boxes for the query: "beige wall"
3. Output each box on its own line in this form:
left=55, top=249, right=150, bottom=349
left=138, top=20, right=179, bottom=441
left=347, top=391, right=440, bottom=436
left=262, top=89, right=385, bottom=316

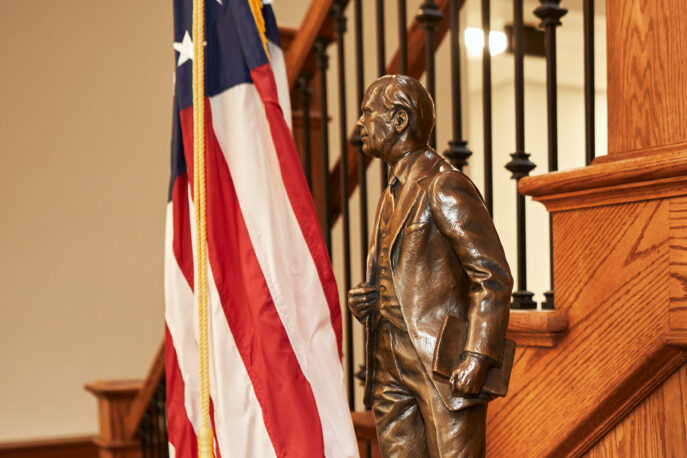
left=0, top=0, right=172, bottom=441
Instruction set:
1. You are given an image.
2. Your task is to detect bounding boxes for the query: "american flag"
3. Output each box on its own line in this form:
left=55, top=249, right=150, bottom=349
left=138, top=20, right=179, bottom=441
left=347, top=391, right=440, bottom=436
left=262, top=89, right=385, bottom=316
left=164, top=0, right=358, bottom=456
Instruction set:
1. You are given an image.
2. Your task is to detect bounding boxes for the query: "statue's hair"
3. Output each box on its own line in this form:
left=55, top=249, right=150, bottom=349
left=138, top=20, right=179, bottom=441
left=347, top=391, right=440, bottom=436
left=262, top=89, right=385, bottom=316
left=371, top=75, right=435, bottom=144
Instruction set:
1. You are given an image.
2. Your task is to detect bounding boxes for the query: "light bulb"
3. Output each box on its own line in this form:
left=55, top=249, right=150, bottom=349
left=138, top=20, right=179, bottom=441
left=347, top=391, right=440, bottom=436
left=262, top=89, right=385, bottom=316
left=464, top=27, right=508, bottom=58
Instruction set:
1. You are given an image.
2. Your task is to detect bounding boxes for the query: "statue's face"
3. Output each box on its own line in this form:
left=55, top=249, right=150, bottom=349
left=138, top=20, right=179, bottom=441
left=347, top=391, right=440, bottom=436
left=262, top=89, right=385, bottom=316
left=356, top=88, right=395, bottom=159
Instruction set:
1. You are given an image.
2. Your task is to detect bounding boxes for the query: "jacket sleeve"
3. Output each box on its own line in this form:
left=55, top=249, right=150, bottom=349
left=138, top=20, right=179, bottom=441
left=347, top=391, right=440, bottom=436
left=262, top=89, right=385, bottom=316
left=428, top=170, right=514, bottom=365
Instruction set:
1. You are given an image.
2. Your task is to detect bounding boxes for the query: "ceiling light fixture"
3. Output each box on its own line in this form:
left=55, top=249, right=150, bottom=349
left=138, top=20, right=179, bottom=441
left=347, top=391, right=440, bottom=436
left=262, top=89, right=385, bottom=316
left=464, top=27, right=508, bottom=58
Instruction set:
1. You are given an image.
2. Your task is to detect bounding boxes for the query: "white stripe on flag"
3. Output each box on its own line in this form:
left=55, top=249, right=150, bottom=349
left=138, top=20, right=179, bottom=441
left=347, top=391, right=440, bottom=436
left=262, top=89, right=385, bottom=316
left=164, top=202, right=201, bottom=433
left=267, top=42, right=291, bottom=132
left=209, top=84, right=359, bottom=458
left=164, top=199, right=275, bottom=457
left=207, top=250, right=277, bottom=458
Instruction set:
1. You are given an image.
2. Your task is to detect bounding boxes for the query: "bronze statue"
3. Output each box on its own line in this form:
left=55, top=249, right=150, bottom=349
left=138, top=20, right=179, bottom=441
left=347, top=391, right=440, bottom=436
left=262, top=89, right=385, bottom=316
left=348, top=75, right=514, bottom=457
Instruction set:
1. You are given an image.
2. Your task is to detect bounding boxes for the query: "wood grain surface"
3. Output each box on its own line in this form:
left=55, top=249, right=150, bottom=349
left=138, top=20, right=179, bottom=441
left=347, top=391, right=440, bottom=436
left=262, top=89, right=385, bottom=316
left=507, top=309, right=568, bottom=348
left=670, top=197, right=687, bottom=332
left=486, top=199, right=679, bottom=457
left=84, top=380, right=142, bottom=458
left=606, top=0, right=687, bottom=157
left=0, top=436, right=97, bottom=458
left=519, top=150, right=687, bottom=200
left=585, top=364, right=687, bottom=457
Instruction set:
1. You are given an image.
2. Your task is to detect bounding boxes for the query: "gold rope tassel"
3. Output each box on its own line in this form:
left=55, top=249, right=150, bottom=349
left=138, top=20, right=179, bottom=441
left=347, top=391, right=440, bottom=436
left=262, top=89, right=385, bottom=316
left=191, top=2, right=270, bottom=457
left=249, top=0, right=270, bottom=59
left=192, top=0, right=213, bottom=456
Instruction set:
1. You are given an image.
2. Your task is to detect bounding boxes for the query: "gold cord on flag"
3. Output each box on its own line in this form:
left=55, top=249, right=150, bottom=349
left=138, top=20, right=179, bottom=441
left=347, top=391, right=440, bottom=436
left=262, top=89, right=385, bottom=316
left=192, top=0, right=213, bottom=457
left=248, top=0, right=270, bottom=59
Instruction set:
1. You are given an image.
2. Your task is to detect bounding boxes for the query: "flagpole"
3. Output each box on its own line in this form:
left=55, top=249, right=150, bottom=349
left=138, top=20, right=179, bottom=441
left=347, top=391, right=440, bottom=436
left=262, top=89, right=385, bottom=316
left=191, top=0, right=213, bottom=456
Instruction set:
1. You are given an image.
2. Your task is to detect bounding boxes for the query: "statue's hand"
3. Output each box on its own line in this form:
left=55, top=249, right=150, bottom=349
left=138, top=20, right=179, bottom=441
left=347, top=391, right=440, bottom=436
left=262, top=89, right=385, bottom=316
left=348, top=282, right=377, bottom=321
left=450, top=353, right=490, bottom=396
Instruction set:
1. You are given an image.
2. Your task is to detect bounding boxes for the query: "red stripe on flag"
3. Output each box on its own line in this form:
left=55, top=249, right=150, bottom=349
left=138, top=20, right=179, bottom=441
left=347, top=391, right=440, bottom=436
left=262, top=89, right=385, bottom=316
left=250, top=63, right=343, bottom=356
left=179, top=103, right=326, bottom=457
left=172, top=173, right=194, bottom=289
left=165, top=326, right=198, bottom=458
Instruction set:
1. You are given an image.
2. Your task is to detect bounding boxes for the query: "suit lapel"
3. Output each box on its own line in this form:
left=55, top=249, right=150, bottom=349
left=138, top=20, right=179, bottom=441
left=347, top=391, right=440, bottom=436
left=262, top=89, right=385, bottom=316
left=389, top=152, right=442, bottom=262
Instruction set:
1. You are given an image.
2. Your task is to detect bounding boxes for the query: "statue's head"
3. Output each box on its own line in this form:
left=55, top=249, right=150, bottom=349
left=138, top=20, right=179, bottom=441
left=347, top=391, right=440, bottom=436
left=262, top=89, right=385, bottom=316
left=356, top=75, right=435, bottom=160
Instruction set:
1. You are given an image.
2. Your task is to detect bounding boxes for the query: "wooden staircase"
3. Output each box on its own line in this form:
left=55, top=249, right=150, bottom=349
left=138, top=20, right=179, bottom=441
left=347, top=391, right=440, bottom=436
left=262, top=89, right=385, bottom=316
left=87, top=0, right=687, bottom=456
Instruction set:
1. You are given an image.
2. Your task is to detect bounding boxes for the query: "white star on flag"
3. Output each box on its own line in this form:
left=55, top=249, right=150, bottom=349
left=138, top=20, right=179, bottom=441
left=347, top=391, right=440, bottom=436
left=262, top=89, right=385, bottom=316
left=173, top=31, right=193, bottom=67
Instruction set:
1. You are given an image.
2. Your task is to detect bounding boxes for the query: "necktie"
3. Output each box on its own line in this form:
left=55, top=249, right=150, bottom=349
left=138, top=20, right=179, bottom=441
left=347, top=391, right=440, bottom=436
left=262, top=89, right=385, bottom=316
left=381, top=176, right=399, bottom=225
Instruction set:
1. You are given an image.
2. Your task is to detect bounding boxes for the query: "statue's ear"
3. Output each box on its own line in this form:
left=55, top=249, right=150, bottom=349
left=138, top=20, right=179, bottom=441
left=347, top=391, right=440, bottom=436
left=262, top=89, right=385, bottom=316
left=392, top=109, right=409, bottom=134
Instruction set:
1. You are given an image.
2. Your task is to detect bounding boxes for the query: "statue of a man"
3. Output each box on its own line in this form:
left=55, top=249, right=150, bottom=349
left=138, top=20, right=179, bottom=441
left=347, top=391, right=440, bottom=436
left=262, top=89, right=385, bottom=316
left=348, top=75, right=513, bottom=457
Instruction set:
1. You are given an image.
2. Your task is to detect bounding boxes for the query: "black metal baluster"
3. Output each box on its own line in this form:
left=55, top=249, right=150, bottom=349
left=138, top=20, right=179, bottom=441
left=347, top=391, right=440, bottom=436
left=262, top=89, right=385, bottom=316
left=160, top=380, right=169, bottom=457
left=417, top=0, right=442, bottom=149
left=398, top=0, right=408, bottom=75
left=353, top=4, right=372, bottom=454
left=376, top=0, right=386, bottom=77
left=534, top=0, right=567, bottom=310
left=140, top=411, right=152, bottom=458
left=156, top=383, right=167, bottom=458
left=584, top=0, right=595, bottom=165
left=353, top=0, right=369, bottom=281
left=151, top=389, right=160, bottom=458
left=444, top=0, right=471, bottom=170
left=297, top=73, right=314, bottom=191
left=482, top=0, right=493, bottom=215
left=377, top=0, right=389, bottom=189
left=314, top=39, right=332, bottom=256
left=505, top=0, right=536, bottom=310
left=332, top=1, right=355, bottom=410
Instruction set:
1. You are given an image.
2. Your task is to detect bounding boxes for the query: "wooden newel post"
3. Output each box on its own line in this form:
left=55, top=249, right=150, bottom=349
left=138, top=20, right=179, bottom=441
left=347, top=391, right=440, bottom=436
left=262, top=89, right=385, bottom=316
left=85, top=380, right=143, bottom=458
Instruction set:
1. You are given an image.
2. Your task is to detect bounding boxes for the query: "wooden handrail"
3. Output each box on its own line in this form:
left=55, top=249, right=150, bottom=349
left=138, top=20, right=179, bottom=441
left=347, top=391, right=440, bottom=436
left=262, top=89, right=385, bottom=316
left=327, top=0, right=455, bottom=224
left=285, top=0, right=337, bottom=89
left=124, top=341, right=166, bottom=438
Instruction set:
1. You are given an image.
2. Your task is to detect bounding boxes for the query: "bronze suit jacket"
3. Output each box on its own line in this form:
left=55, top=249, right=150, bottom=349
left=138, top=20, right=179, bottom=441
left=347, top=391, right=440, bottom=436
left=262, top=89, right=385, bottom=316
left=362, top=149, right=513, bottom=412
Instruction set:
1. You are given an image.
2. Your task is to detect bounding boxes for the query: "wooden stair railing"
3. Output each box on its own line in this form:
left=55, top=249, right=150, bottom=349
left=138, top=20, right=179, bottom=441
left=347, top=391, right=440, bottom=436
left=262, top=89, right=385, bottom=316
left=85, top=344, right=165, bottom=458
left=480, top=1, right=687, bottom=455
left=285, top=0, right=336, bottom=90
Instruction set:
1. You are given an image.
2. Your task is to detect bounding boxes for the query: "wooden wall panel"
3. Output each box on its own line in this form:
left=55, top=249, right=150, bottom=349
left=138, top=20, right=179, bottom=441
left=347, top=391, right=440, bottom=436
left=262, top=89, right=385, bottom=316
left=607, top=0, right=687, bottom=157
left=670, top=197, right=687, bottom=331
left=585, top=363, right=687, bottom=457
left=486, top=200, right=675, bottom=457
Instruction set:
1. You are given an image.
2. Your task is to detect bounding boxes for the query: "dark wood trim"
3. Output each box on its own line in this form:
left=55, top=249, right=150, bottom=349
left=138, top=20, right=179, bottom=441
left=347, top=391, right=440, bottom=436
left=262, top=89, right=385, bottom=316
left=556, top=349, right=686, bottom=457
left=507, top=309, right=569, bottom=348
left=0, top=436, right=97, bottom=458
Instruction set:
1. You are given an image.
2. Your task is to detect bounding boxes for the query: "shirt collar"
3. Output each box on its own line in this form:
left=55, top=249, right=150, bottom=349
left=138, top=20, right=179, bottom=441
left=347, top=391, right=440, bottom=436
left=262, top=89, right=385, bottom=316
left=390, top=149, right=424, bottom=185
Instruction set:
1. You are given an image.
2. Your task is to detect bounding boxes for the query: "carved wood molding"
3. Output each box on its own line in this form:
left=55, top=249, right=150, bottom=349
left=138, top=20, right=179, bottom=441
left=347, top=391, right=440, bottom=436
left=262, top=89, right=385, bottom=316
left=665, top=331, right=687, bottom=348
left=507, top=309, right=568, bottom=348
left=84, top=380, right=142, bottom=458
left=556, top=349, right=686, bottom=457
left=519, top=151, right=687, bottom=212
